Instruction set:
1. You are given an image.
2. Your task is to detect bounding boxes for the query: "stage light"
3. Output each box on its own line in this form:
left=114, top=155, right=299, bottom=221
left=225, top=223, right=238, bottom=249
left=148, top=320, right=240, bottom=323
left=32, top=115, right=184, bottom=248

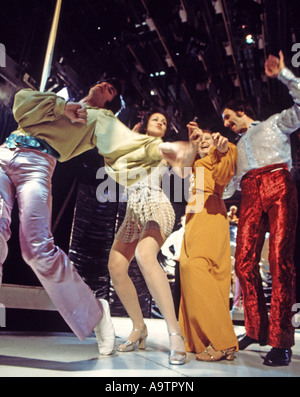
left=150, top=71, right=166, bottom=77
left=246, top=34, right=254, bottom=44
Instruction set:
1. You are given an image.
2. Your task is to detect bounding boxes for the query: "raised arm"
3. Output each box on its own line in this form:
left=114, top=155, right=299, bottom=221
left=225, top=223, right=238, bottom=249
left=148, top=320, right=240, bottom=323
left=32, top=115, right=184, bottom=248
left=210, top=141, right=237, bottom=187
left=265, top=51, right=300, bottom=134
left=265, top=50, right=285, bottom=78
left=159, top=122, right=202, bottom=177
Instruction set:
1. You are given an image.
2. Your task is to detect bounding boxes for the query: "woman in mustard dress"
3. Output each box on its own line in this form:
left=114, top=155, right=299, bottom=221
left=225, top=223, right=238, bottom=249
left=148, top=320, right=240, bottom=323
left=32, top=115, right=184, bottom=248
left=179, top=124, right=239, bottom=361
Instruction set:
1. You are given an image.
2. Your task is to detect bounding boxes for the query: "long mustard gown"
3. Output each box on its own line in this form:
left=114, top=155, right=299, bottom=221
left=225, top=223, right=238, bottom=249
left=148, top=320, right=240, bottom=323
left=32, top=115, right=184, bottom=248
left=179, top=143, right=239, bottom=353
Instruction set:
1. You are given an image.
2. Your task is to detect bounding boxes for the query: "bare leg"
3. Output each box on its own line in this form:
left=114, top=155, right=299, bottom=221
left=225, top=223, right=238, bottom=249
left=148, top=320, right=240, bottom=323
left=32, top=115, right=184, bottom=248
left=135, top=228, right=185, bottom=353
left=108, top=238, right=145, bottom=331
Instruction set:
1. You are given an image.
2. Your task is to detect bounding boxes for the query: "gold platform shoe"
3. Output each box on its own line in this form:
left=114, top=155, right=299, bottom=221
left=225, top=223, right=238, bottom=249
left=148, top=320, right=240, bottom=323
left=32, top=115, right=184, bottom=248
left=117, top=324, right=148, bottom=352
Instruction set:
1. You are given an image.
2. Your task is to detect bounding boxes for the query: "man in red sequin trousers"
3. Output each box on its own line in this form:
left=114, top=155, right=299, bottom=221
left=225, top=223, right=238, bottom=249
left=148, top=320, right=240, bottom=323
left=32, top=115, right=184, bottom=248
left=222, top=51, right=299, bottom=366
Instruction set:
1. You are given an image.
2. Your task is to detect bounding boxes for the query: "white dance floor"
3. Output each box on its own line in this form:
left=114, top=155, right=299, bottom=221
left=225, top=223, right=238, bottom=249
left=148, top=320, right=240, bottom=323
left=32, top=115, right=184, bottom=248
left=0, top=317, right=299, bottom=378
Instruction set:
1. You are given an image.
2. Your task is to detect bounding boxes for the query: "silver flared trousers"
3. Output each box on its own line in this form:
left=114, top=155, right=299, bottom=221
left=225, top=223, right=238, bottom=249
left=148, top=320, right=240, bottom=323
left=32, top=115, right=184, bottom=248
left=0, top=146, right=102, bottom=340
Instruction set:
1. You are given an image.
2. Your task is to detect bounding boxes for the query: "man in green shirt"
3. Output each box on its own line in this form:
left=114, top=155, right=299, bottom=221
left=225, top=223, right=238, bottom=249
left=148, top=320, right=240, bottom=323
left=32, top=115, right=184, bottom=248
left=0, top=78, right=166, bottom=354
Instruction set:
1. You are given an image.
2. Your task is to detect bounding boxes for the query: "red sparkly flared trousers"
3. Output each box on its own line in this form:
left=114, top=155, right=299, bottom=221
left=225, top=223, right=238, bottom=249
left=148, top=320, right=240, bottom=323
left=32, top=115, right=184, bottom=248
left=235, top=163, right=297, bottom=348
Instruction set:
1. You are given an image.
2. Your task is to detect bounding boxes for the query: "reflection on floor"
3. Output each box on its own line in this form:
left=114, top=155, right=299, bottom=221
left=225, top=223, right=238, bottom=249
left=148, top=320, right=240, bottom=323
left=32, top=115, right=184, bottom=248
left=0, top=317, right=299, bottom=377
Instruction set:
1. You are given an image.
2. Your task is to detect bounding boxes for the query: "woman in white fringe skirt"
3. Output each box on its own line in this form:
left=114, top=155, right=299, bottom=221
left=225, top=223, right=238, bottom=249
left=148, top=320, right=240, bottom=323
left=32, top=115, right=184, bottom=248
left=108, top=109, right=186, bottom=365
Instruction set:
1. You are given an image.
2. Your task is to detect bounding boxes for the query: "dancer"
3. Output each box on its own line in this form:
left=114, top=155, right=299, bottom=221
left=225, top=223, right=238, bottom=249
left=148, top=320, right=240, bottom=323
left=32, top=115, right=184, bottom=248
left=108, top=109, right=186, bottom=365
left=161, top=215, right=186, bottom=317
left=227, top=206, right=244, bottom=320
left=222, top=51, right=299, bottom=366
left=0, top=80, right=181, bottom=354
left=227, top=205, right=239, bottom=224
left=176, top=124, right=238, bottom=361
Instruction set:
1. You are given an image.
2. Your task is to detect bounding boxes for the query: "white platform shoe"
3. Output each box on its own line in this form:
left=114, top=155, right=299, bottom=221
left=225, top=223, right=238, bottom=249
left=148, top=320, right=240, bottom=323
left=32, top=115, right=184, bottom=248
left=94, top=299, right=116, bottom=355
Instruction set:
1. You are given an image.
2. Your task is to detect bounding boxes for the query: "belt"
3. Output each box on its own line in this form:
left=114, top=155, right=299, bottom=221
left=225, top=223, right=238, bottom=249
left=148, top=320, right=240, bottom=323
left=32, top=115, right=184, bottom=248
left=5, top=133, right=60, bottom=159
left=241, top=163, right=288, bottom=183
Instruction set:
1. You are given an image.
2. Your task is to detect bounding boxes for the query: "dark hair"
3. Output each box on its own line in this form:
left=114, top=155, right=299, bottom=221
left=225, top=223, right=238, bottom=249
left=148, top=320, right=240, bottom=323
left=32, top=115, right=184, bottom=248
left=139, top=108, right=172, bottom=141
left=222, top=99, right=256, bottom=120
left=92, top=77, right=124, bottom=114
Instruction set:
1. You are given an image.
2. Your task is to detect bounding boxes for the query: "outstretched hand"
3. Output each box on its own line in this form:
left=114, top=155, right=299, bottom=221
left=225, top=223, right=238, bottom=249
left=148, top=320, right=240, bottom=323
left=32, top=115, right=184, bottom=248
left=189, top=127, right=203, bottom=149
left=159, top=121, right=201, bottom=170
left=265, top=50, right=285, bottom=78
left=65, top=102, right=87, bottom=124
left=159, top=141, right=196, bottom=177
left=186, top=121, right=205, bottom=153
left=188, top=122, right=228, bottom=154
left=186, top=121, right=199, bottom=136
left=212, top=132, right=229, bottom=153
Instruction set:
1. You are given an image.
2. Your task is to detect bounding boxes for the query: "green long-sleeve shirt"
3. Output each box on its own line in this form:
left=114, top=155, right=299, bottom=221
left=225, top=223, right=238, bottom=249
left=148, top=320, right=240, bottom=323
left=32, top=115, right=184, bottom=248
left=10, top=89, right=162, bottom=185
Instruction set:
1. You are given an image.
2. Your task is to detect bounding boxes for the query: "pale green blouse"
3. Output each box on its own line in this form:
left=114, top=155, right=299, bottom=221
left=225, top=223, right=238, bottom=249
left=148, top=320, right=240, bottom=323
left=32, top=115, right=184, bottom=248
left=10, top=89, right=162, bottom=185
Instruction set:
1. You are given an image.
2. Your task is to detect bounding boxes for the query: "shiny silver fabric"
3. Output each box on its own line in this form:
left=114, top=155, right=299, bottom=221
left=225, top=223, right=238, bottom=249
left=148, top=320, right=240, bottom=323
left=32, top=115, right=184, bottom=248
left=223, top=67, right=300, bottom=199
left=0, top=145, right=102, bottom=340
